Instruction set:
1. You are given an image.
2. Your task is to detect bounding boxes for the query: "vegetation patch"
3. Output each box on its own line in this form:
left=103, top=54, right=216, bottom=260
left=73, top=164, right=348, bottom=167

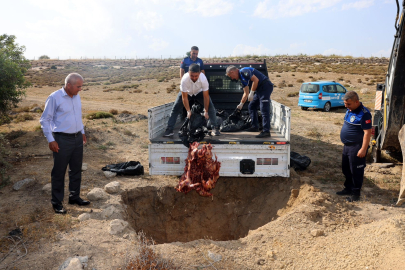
left=85, top=112, right=114, bottom=120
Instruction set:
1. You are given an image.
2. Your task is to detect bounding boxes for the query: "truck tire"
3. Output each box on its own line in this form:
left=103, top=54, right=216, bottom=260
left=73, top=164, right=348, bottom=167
left=301, top=107, right=308, bottom=111
left=323, top=102, right=331, bottom=112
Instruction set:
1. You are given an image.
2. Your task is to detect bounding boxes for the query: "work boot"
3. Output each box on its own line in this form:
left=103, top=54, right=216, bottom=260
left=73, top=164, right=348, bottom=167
left=245, top=126, right=259, bottom=132
left=255, top=131, right=271, bottom=138
left=346, top=195, right=360, bottom=202
left=336, top=189, right=351, bottom=196
left=163, top=129, right=174, bottom=137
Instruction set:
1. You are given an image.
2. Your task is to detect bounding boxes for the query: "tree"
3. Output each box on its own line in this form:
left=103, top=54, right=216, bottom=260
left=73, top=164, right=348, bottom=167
left=38, top=55, right=50, bottom=59
left=0, top=34, right=31, bottom=123
left=186, top=51, right=190, bottom=57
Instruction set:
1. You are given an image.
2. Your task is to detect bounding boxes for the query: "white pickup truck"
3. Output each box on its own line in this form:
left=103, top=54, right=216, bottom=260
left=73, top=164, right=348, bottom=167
left=148, top=61, right=291, bottom=177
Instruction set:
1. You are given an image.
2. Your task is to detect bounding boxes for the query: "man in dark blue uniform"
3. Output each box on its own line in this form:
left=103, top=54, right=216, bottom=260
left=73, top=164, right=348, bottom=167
left=180, top=46, right=205, bottom=78
left=337, top=91, right=372, bottom=202
left=226, top=65, right=273, bottom=138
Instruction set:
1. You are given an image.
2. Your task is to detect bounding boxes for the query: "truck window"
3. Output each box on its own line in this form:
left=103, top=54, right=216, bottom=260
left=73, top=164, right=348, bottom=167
left=208, top=75, right=241, bottom=93
left=336, top=85, right=346, bottom=93
left=300, top=84, right=319, bottom=93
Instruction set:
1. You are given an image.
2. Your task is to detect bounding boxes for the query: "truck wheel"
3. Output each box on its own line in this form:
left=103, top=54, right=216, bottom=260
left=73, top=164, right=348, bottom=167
left=323, top=102, right=331, bottom=112
left=301, top=107, right=308, bottom=111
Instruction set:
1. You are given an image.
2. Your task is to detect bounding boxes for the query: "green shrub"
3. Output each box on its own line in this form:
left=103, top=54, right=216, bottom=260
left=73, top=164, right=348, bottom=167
left=14, top=113, right=34, bottom=123
left=38, top=55, right=50, bottom=59
left=85, top=112, right=114, bottom=120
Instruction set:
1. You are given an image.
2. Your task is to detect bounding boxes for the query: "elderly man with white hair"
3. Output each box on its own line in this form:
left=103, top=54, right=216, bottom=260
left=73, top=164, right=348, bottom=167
left=40, top=73, right=90, bottom=214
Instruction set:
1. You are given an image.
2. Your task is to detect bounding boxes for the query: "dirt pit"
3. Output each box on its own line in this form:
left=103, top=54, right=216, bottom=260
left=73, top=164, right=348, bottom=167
left=122, top=178, right=294, bottom=243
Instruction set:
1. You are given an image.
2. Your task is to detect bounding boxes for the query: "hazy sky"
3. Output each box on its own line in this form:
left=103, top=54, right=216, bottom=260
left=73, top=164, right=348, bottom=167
left=1, top=0, right=401, bottom=59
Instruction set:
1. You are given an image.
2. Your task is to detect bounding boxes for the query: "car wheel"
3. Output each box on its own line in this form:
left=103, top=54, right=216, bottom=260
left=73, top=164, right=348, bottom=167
left=323, top=102, right=331, bottom=112
left=300, top=107, right=308, bottom=111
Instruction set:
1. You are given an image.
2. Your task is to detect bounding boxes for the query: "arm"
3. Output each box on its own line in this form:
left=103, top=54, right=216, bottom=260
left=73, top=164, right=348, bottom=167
left=203, top=90, right=210, bottom=119
left=250, top=75, right=259, bottom=92
left=180, top=68, right=185, bottom=78
left=357, top=129, right=372, bottom=158
left=181, top=92, right=191, bottom=117
left=241, top=86, right=249, bottom=104
left=39, top=96, right=59, bottom=152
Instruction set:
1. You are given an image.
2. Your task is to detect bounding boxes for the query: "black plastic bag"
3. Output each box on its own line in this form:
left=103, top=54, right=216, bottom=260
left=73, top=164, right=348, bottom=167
left=220, top=109, right=253, bottom=132
left=102, top=161, right=144, bottom=175
left=290, top=152, right=311, bottom=171
left=178, top=103, right=209, bottom=147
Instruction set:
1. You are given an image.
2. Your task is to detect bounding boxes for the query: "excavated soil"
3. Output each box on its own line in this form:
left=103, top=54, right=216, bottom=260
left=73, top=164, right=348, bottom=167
left=122, top=178, right=293, bottom=243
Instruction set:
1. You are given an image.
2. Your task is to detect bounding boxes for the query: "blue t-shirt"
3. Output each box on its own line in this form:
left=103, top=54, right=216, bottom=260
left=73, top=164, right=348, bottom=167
left=180, top=57, right=204, bottom=73
left=340, top=103, right=372, bottom=144
left=239, top=67, right=270, bottom=87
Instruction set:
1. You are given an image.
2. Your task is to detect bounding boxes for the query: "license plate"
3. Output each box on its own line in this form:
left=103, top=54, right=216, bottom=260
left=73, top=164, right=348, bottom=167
left=304, top=99, right=312, bottom=103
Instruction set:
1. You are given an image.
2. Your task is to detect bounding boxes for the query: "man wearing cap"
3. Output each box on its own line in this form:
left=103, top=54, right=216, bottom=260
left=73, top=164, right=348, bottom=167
left=40, top=73, right=90, bottom=214
left=336, top=91, right=372, bottom=202
left=164, top=63, right=220, bottom=137
left=180, top=46, right=205, bottom=78
left=226, top=65, right=273, bottom=138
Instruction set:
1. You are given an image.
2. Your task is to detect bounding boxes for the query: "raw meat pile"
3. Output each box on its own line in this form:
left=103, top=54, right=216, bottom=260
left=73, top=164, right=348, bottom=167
left=176, top=142, right=221, bottom=197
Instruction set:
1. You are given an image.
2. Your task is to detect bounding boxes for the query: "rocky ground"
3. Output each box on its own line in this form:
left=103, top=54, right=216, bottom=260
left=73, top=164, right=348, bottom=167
left=1, top=58, right=405, bottom=270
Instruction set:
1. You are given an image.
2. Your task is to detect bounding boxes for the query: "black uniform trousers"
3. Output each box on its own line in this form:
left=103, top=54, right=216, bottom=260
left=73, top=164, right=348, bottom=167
left=342, top=143, right=366, bottom=196
left=51, top=132, right=83, bottom=205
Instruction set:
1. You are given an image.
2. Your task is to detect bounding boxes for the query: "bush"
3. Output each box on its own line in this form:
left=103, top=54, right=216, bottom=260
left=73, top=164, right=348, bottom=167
left=109, top=109, right=118, bottom=115
left=14, top=113, right=34, bottom=123
left=85, top=112, right=114, bottom=120
left=297, top=79, right=304, bottom=83
left=0, top=134, right=11, bottom=188
left=50, top=65, right=57, bottom=69
left=287, top=91, right=299, bottom=97
left=38, top=55, right=50, bottom=59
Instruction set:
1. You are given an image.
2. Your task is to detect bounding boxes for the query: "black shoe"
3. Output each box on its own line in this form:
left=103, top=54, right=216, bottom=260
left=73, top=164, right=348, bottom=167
left=52, top=204, right=67, bottom=214
left=163, top=129, right=174, bottom=137
left=68, top=197, right=91, bottom=206
left=336, top=189, right=351, bottom=196
left=346, top=195, right=360, bottom=202
left=255, top=131, right=271, bottom=138
left=245, top=126, right=259, bottom=132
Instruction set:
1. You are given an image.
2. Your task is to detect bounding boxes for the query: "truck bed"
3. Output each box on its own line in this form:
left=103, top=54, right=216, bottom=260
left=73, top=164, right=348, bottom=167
left=151, top=124, right=286, bottom=144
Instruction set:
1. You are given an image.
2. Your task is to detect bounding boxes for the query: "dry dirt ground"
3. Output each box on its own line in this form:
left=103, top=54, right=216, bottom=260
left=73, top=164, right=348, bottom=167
left=1, top=61, right=405, bottom=270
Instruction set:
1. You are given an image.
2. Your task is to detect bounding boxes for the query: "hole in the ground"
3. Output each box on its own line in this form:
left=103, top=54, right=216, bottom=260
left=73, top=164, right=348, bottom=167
left=122, top=178, right=292, bottom=244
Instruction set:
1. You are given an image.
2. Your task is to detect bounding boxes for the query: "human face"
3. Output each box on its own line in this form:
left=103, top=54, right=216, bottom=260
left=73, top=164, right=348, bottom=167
left=227, top=69, right=239, bottom=81
left=344, top=99, right=360, bottom=111
left=189, top=71, right=200, bottom=82
left=65, top=79, right=83, bottom=97
left=190, top=50, right=198, bottom=61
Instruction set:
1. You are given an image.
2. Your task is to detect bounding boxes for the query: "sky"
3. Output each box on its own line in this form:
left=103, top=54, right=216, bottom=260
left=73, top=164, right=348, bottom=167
left=1, top=0, right=401, bottom=60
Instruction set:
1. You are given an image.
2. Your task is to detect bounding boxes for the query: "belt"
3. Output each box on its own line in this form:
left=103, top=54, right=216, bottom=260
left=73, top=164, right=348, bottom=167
left=54, top=131, right=82, bottom=137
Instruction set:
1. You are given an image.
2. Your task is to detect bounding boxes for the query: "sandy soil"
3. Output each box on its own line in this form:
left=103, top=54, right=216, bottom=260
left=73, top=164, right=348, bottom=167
left=1, top=65, right=405, bottom=270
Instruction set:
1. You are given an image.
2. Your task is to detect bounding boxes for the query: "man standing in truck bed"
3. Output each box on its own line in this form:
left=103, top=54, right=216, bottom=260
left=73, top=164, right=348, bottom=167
left=226, top=65, right=273, bottom=138
left=164, top=63, right=220, bottom=137
left=180, top=46, right=205, bottom=78
left=337, top=91, right=372, bottom=202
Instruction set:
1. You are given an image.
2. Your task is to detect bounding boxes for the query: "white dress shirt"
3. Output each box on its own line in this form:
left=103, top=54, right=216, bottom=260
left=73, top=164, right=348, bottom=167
left=40, top=87, right=85, bottom=143
left=180, top=72, right=209, bottom=96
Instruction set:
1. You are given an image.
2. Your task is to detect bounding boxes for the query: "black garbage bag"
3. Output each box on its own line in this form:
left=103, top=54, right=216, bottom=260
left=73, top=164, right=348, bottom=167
left=290, top=152, right=311, bottom=171
left=220, top=109, right=252, bottom=132
left=207, top=109, right=229, bottom=130
left=178, top=103, right=210, bottom=147
left=102, top=161, right=144, bottom=175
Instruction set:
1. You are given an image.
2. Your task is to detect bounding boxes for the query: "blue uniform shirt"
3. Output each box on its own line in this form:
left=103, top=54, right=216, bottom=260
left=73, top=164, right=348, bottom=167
left=340, top=103, right=372, bottom=144
left=180, top=57, right=204, bottom=73
left=239, top=67, right=269, bottom=88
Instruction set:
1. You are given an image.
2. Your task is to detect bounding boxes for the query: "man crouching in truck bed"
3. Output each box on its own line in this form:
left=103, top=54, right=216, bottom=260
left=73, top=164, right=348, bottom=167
left=226, top=65, right=274, bottom=138
left=163, top=63, right=221, bottom=137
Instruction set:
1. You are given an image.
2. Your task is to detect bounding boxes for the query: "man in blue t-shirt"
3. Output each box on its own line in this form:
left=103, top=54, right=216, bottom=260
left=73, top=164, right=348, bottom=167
left=180, top=46, right=205, bottom=78
left=226, top=65, right=273, bottom=138
left=337, top=91, right=372, bottom=202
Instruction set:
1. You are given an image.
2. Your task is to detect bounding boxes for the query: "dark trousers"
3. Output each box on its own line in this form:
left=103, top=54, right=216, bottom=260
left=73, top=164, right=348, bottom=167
left=342, top=143, right=366, bottom=196
left=51, top=133, right=83, bottom=205
left=166, top=91, right=218, bottom=131
left=248, top=80, right=273, bottom=132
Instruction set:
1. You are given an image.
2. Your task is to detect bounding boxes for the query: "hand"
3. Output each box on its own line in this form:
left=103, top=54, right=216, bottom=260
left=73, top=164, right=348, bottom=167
left=49, top=141, right=59, bottom=153
left=248, top=90, right=255, bottom=101
left=237, top=103, right=244, bottom=110
left=357, top=148, right=367, bottom=158
left=83, top=134, right=87, bottom=145
left=187, top=110, right=191, bottom=118
left=204, top=111, right=209, bottom=119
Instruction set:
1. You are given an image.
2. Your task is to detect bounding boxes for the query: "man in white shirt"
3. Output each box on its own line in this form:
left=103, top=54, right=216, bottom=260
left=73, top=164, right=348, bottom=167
left=164, top=63, right=220, bottom=137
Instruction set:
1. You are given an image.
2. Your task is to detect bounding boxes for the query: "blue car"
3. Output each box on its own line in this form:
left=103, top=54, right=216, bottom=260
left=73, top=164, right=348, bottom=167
left=298, top=81, right=347, bottom=112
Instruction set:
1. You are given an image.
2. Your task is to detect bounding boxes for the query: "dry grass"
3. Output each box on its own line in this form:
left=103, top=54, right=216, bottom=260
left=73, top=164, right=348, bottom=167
left=85, top=112, right=114, bottom=120
left=287, top=92, right=299, bottom=97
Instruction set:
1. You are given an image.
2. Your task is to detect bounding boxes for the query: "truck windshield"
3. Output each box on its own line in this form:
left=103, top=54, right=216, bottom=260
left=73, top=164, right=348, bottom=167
left=300, top=84, right=319, bottom=93
left=208, top=75, right=241, bottom=93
